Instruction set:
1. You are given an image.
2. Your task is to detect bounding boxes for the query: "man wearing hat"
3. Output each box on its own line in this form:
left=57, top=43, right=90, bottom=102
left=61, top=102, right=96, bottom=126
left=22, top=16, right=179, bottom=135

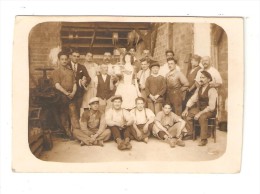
left=105, top=95, right=134, bottom=150
left=145, top=60, right=166, bottom=115
left=73, top=97, right=111, bottom=146
left=182, top=70, right=218, bottom=146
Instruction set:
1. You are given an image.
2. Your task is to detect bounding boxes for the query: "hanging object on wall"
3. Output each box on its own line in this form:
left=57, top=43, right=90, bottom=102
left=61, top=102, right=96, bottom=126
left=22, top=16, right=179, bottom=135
left=74, top=30, right=79, bottom=39
left=48, top=45, right=61, bottom=66
left=112, top=32, right=119, bottom=46
left=68, top=31, right=73, bottom=40
left=127, top=30, right=140, bottom=47
left=127, top=31, right=135, bottom=46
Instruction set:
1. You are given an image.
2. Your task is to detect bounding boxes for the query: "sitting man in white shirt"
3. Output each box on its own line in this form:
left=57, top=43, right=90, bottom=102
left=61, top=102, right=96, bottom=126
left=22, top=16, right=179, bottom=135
left=129, top=97, right=155, bottom=143
left=159, top=49, right=180, bottom=77
left=105, top=95, right=134, bottom=150
left=194, top=56, right=223, bottom=88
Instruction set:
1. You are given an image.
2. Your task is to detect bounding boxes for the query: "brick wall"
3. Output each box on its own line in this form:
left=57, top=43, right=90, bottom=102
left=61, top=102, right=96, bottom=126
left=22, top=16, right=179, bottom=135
left=171, top=23, right=194, bottom=75
left=152, top=23, right=194, bottom=75
left=153, top=23, right=169, bottom=64
left=29, top=22, right=61, bottom=88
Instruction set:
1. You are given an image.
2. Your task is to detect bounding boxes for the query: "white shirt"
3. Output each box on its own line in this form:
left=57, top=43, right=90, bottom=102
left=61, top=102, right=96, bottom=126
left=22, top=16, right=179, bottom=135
left=71, top=61, right=78, bottom=72
left=195, top=66, right=223, bottom=85
left=186, top=86, right=218, bottom=112
left=105, top=108, right=133, bottom=126
left=159, top=62, right=181, bottom=77
left=130, top=108, right=155, bottom=125
left=93, top=74, right=114, bottom=90
left=137, top=69, right=150, bottom=89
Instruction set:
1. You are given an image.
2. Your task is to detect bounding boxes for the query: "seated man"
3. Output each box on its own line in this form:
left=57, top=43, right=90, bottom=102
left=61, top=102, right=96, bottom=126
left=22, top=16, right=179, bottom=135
left=182, top=71, right=218, bottom=146
left=73, top=97, right=111, bottom=146
left=153, top=103, right=187, bottom=148
left=105, top=95, right=134, bottom=150
left=129, top=97, right=155, bottom=143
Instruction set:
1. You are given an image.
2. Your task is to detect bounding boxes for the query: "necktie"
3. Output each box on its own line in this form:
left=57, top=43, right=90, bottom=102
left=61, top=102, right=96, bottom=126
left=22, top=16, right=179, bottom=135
left=74, top=64, right=77, bottom=72
left=140, top=70, right=145, bottom=88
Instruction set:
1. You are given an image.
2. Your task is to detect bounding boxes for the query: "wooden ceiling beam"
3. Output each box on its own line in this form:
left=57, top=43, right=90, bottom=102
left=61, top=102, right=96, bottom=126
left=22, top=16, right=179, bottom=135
left=62, top=43, right=124, bottom=48
left=61, top=36, right=128, bottom=40
left=62, top=22, right=151, bottom=29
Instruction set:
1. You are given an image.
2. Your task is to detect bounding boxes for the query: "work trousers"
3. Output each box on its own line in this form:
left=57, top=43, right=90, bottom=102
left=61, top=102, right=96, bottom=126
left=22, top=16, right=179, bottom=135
left=185, top=107, right=215, bottom=139
left=73, top=128, right=111, bottom=145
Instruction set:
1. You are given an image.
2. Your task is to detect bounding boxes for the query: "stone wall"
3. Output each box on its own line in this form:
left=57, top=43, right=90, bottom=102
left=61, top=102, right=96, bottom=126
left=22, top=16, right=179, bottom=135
left=29, top=22, right=61, bottom=88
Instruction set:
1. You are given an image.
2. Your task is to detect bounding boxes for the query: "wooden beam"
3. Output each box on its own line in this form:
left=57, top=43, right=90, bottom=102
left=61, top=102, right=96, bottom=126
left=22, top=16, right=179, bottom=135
left=62, top=22, right=151, bottom=29
left=61, top=36, right=92, bottom=39
left=90, top=25, right=97, bottom=48
left=62, top=43, right=124, bottom=48
left=61, top=27, right=132, bottom=33
left=61, top=36, right=128, bottom=40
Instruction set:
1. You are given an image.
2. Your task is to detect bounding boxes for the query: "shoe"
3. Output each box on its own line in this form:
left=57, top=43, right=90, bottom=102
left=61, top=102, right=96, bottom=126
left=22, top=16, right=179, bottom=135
left=80, top=141, right=85, bottom=146
left=182, top=135, right=193, bottom=141
left=167, top=138, right=176, bottom=148
left=124, top=141, right=132, bottom=150
left=117, top=141, right=126, bottom=150
left=97, top=140, right=104, bottom=147
left=143, top=137, right=149, bottom=144
left=176, top=139, right=185, bottom=147
left=198, top=139, right=208, bottom=146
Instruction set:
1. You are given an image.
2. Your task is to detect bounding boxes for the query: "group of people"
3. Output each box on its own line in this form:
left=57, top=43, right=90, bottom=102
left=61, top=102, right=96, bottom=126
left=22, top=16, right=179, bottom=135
left=52, top=47, right=222, bottom=150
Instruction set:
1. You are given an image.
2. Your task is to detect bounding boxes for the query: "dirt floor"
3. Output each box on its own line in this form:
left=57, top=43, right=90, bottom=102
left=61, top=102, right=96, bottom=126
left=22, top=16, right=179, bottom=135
left=39, top=130, right=227, bottom=163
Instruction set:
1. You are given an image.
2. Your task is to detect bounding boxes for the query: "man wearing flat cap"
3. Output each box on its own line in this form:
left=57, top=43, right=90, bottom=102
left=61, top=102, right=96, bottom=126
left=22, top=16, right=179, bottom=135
left=105, top=95, right=134, bottom=150
left=145, top=60, right=166, bottom=115
left=182, top=71, right=218, bottom=146
left=73, top=97, right=111, bottom=146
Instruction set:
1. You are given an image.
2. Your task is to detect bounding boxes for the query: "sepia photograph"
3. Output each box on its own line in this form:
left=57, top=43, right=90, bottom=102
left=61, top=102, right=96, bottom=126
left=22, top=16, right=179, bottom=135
left=12, top=16, right=243, bottom=172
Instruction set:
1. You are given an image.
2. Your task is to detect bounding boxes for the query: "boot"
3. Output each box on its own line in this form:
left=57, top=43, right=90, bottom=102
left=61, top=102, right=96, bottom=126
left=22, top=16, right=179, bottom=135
left=198, top=139, right=208, bottom=146
left=166, top=137, right=176, bottom=148
left=176, top=139, right=185, bottom=147
left=116, top=138, right=126, bottom=150
left=124, top=138, right=132, bottom=150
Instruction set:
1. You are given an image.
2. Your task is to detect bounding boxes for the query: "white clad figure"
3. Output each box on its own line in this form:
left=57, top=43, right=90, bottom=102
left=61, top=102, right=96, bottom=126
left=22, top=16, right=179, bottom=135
left=115, top=52, right=141, bottom=110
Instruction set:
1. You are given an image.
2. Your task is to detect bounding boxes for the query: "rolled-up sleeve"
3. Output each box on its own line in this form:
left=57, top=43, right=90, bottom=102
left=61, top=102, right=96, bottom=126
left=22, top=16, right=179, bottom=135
left=179, top=72, right=189, bottom=90
left=52, top=70, right=60, bottom=85
left=105, top=109, right=114, bottom=126
left=204, top=88, right=218, bottom=112
left=186, top=89, right=199, bottom=108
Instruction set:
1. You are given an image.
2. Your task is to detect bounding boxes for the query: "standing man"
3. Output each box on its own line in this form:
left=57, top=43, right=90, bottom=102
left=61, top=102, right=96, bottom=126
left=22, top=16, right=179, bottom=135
left=102, top=52, right=115, bottom=76
left=73, top=97, right=111, bottom=146
left=130, top=97, right=155, bottom=143
left=137, top=58, right=151, bottom=105
left=52, top=51, right=77, bottom=138
left=69, top=48, right=91, bottom=119
left=166, top=57, right=189, bottom=116
left=105, top=95, right=134, bottom=150
left=82, top=52, right=99, bottom=109
left=159, top=50, right=180, bottom=77
left=93, top=63, right=115, bottom=112
left=182, top=71, right=218, bottom=146
left=195, top=56, right=223, bottom=88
